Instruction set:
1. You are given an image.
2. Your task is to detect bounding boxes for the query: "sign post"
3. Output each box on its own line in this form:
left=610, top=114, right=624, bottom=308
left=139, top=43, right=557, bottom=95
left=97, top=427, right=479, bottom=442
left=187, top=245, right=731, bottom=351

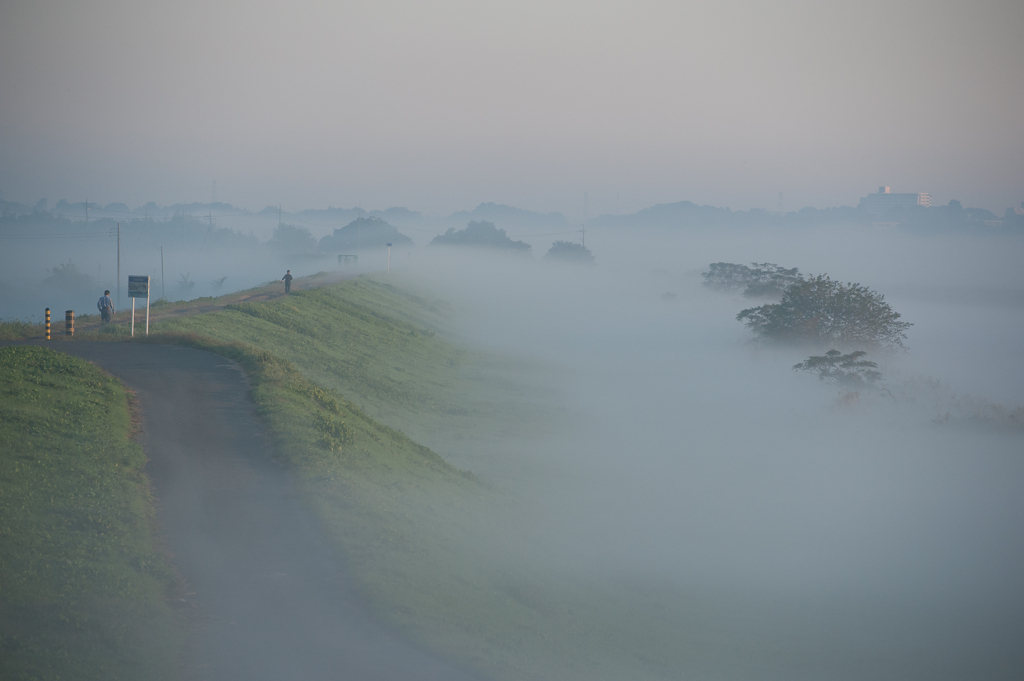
left=128, top=275, right=150, bottom=337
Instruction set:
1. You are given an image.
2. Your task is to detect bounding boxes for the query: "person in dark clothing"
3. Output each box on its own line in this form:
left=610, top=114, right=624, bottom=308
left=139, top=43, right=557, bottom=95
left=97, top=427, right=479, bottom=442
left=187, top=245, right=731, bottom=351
left=282, top=270, right=293, bottom=294
left=97, top=290, right=115, bottom=323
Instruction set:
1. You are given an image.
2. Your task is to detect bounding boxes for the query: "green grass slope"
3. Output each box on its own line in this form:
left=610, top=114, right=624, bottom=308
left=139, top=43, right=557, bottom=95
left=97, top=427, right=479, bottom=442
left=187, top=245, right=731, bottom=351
left=0, top=346, right=185, bottom=681
left=137, top=277, right=690, bottom=680
left=5, top=276, right=694, bottom=680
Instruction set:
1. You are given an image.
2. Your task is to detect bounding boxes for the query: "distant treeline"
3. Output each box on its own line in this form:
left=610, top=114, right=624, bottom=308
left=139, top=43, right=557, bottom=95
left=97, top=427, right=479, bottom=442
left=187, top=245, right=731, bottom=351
left=589, top=199, right=1024, bottom=232
left=4, top=197, right=1022, bottom=236
left=0, top=211, right=260, bottom=250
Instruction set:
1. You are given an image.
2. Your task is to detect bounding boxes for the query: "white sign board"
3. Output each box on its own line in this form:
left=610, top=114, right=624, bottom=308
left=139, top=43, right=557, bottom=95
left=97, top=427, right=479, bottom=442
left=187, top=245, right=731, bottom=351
left=128, top=275, right=150, bottom=298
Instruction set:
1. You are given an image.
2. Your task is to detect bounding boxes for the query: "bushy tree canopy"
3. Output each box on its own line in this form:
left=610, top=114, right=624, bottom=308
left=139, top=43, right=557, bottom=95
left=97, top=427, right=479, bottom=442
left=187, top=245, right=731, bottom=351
left=544, top=241, right=594, bottom=264
left=39, top=260, right=94, bottom=293
left=703, top=262, right=802, bottom=298
left=318, top=217, right=412, bottom=252
left=268, top=224, right=317, bottom=253
left=429, top=221, right=531, bottom=253
left=793, top=349, right=882, bottom=387
left=737, top=275, right=911, bottom=349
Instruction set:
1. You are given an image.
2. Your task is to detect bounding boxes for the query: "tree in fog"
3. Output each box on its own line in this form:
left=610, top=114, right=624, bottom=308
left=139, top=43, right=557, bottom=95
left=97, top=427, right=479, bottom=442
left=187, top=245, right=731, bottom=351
left=703, top=262, right=801, bottom=298
left=737, top=275, right=911, bottom=349
left=175, top=273, right=195, bottom=299
left=38, top=260, right=94, bottom=293
left=793, top=349, right=882, bottom=387
left=318, top=216, right=412, bottom=252
left=268, top=224, right=317, bottom=253
left=429, top=221, right=531, bottom=254
left=544, top=241, right=594, bottom=264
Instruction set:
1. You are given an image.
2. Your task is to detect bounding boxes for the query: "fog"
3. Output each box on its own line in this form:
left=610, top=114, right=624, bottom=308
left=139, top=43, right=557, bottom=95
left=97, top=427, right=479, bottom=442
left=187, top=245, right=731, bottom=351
left=3, top=202, right=1023, bottom=677
left=3, top=0, right=1023, bottom=214
left=398, top=222, right=1024, bottom=678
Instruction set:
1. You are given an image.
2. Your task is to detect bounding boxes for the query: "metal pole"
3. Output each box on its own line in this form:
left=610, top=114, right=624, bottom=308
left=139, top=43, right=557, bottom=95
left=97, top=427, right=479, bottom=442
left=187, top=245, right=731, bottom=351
left=117, top=222, right=121, bottom=310
left=145, top=281, right=150, bottom=335
left=45, top=308, right=50, bottom=340
left=131, top=297, right=135, bottom=337
left=160, top=246, right=165, bottom=299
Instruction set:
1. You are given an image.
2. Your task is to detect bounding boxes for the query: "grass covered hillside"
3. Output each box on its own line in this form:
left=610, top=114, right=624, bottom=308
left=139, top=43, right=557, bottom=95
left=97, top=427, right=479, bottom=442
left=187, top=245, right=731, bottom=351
left=141, top=276, right=688, bottom=680
left=153, top=276, right=558, bottom=475
left=5, top=276, right=693, bottom=680
left=0, top=346, right=185, bottom=681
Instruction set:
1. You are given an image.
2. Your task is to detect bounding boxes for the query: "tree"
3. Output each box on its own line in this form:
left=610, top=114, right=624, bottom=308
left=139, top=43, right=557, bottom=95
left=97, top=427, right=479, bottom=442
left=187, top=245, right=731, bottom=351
left=736, top=275, right=911, bottom=349
left=318, top=217, right=412, bottom=252
left=38, top=260, right=94, bottom=293
left=544, top=241, right=594, bottom=264
left=703, top=262, right=802, bottom=298
left=268, top=224, right=317, bottom=253
left=429, top=221, right=531, bottom=253
left=793, top=350, right=882, bottom=387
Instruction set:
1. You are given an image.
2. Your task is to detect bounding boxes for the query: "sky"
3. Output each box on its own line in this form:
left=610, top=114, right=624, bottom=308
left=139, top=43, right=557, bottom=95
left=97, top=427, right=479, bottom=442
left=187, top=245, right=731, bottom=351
left=1, top=0, right=1022, bottom=217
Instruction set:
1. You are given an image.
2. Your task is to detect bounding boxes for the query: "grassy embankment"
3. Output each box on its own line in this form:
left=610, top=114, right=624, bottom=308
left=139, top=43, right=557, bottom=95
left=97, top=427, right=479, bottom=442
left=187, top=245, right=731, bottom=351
left=6, top=275, right=692, bottom=680
left=0, top=346, right=185, bottom=681
left=146, top=276, right=692, bottom=680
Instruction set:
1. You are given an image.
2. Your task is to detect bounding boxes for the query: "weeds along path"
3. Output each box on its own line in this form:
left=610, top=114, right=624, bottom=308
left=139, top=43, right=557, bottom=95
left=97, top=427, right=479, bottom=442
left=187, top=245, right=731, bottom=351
left=18, top=340, right=479, bottom=681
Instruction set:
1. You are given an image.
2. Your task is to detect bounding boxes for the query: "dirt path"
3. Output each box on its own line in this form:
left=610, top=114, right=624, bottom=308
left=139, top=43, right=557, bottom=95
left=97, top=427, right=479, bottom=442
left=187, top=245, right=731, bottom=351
left=17, top=341, right=479, bottom=681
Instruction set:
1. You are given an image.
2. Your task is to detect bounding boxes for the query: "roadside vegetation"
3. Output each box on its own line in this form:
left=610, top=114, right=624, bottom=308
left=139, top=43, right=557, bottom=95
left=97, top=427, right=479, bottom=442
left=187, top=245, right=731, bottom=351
left=0, top=346, right=185, bottom=681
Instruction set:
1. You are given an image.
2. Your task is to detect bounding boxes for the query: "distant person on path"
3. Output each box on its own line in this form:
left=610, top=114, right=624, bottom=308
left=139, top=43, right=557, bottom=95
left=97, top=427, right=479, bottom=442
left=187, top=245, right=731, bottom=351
left=97, top=290, right=115, bottom=324
left=282, top=270, right=293, bottom=294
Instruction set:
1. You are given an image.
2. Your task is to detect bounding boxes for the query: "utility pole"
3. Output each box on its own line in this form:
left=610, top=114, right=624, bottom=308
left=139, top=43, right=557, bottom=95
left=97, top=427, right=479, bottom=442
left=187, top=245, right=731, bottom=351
left=160, top=246, right=165, bottom=300
left=116, top=222, right=121, bottom=310
left=84, top=198, right=89, bottom=223
left=204, top=209, right=214, bottom=249
left=579, top=223, right=586, bottom=249
left=278, top=205, right=282, bottom=228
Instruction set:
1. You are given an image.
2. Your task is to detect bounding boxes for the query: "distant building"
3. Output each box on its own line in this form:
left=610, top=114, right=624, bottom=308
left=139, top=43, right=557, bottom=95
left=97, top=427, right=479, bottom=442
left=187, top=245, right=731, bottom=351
left=858, top=186, right=931, bottom=218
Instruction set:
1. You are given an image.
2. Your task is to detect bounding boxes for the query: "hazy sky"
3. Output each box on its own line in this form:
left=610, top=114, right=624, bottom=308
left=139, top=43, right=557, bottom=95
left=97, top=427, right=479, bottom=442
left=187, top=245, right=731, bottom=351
left=1, top=0, right=1022, bottom=216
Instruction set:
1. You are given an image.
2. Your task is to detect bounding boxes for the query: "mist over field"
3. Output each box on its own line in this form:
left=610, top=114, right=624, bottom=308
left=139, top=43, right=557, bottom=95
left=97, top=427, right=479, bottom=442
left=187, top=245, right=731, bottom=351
left=398, top=222, right=1024, bottom=679
left=3, top=0, right=1023, bottom=676
left=3, top=196, right=1023, bottom=677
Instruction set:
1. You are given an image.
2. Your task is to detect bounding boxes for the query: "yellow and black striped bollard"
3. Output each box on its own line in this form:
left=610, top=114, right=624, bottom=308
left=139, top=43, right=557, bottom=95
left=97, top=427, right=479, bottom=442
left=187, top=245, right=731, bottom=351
left=65, top=310, right=74, bottom=337
left=45, top=308, right=50, bottom=340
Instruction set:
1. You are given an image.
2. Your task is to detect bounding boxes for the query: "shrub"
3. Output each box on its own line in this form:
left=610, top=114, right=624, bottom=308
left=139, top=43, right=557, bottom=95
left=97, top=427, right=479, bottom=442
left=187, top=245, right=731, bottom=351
left=544, top=241, right=594, bottom=264
left=703, top=262, right=802, bottom=298
left=737, top=275, right=911, bottom=349
left=793, top=349, right=882, bottom=387
left=429, top=221, right=531, bottom=253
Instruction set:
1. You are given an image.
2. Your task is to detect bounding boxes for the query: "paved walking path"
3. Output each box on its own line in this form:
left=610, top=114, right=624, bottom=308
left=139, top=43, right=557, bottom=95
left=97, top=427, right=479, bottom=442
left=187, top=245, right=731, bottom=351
left=15, top=341, right=479, bottom=681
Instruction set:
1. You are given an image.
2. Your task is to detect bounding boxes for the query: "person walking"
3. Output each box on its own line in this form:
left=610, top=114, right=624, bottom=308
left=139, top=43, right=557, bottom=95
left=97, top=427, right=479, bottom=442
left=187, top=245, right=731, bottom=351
left=282, top=270, right=293, bottom=294
left=97, top=290, right=115, bottom=324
